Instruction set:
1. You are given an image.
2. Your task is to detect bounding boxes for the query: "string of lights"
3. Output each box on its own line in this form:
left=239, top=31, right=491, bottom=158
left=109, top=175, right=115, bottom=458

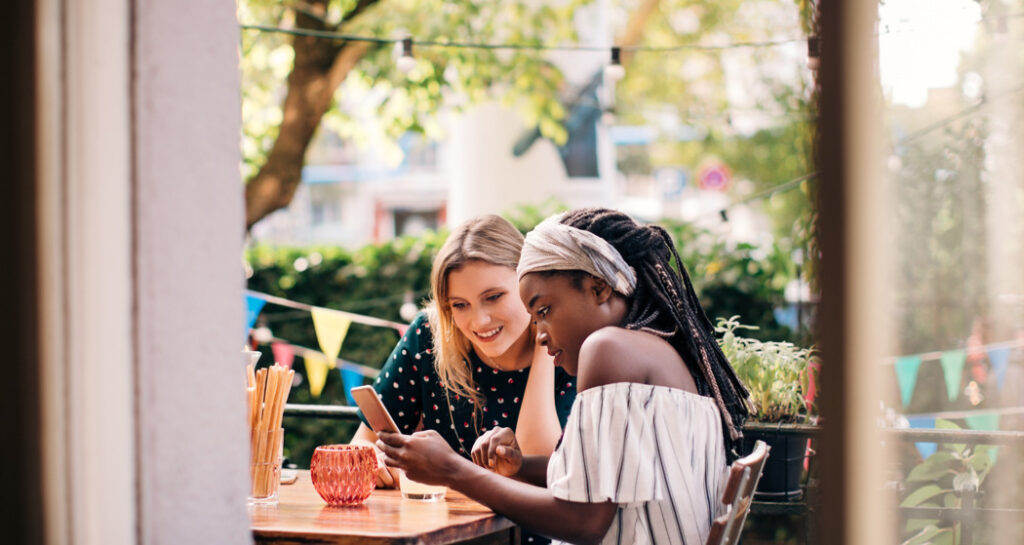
left=239, top=23, right=809, bottom=52
left=696, top=171, right=818, bottom=223
left=897, top=81, right=1024, bottom=146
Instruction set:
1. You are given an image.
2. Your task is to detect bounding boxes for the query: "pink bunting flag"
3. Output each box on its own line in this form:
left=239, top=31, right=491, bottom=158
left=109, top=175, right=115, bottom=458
left=271, top=342, right=295, bottom=370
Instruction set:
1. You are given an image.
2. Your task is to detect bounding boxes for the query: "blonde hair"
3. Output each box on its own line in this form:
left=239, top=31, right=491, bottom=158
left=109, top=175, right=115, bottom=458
left=427, top=214, right=526, bottom=408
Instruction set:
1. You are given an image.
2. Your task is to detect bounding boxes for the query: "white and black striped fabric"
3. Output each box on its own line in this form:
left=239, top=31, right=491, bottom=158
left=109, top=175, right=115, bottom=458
left=547, top=382, right=727, bottom=545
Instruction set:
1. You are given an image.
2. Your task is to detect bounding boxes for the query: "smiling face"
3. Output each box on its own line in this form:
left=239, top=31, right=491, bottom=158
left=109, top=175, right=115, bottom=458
left=519, top=272, right=612, bottom=375
left=445, top=261, right=533, bottom=367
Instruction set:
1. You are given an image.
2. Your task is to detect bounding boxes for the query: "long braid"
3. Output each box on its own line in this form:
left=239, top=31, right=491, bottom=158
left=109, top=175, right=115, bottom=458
left=559, top=208, right=751, bottom=456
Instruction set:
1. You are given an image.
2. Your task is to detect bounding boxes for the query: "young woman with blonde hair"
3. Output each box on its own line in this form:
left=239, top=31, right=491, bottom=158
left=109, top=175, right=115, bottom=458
left=351, top=215, right=576, bottom=502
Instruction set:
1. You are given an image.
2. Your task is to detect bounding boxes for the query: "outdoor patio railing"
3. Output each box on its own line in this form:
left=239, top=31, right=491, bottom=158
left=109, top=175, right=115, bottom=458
left=282, top=404, right=1024, bottom=545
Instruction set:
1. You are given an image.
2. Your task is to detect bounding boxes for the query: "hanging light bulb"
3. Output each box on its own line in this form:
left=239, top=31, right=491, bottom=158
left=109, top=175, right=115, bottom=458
left=395, top=36, right=416, bottom=74
left=603, top=46, right=625, bottom=82
left=806, top=36, right=820, bottom=70
left=399, top=290, right=419, bottom=322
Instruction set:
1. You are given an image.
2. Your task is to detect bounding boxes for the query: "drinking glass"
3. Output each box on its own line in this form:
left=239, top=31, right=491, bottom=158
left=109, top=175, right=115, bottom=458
left=248, top=427, right=284, bottom=505
left=398, top=470, right=447, bottom=501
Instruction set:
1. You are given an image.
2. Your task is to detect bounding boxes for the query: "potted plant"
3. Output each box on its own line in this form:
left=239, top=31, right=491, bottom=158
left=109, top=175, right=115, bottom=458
left=716, top=316, right=820, bottom=500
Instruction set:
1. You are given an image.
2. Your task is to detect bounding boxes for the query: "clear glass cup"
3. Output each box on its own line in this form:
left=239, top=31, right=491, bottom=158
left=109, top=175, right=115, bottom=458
left=248, top=427, right=284, bottom=505
left=398, top=469, right=447, bottom=501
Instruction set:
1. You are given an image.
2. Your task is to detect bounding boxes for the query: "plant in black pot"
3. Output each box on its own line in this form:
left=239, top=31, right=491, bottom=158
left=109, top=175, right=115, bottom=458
left=717, top=316, right=820, bottom=501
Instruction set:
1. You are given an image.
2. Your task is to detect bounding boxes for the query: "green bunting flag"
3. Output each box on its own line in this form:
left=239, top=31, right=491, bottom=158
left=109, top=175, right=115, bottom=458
left=965, top=413, right=1000, bottom=464
left=895, top=355, right=922, bottom=407
left=940, top=349, right=966, bottom=401
left=964, top=413, right=999, bottom=431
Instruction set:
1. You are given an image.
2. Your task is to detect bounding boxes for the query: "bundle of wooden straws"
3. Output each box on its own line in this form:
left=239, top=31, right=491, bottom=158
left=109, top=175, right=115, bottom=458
left=247, top=363, right=294, bottom=499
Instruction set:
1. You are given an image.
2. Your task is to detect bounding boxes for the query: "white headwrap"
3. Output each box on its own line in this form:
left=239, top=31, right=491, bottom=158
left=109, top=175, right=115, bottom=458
left=517, top=213, right=637, bottom=296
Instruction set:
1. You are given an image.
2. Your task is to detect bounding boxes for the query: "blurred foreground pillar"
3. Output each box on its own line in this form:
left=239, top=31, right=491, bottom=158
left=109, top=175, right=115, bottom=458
left=22, top=0, right=251, bottom=543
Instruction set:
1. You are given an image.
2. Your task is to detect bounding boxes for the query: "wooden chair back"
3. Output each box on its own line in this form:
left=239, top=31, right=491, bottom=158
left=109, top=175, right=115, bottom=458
left=705, top=440, right=770, bottom=545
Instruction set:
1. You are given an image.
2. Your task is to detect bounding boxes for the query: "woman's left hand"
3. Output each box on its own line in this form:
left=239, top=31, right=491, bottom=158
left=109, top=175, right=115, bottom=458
left=377, top=429, right=463, bottom=486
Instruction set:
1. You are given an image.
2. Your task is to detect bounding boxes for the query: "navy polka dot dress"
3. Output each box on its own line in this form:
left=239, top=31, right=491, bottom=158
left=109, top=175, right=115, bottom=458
left=360, top=313, right=577, bottom=459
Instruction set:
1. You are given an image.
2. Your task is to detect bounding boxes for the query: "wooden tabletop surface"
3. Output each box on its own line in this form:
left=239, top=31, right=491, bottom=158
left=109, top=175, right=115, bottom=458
left=250, top=470, right=516, bottom=545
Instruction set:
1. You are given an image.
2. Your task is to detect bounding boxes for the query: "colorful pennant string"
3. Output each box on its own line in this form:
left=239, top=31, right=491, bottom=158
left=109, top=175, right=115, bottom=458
left=303, top=351, right=331, bottom=399
left=988, top=347, right=1011, bottom=391
left=246, top=294, right=267, bottom=331
left=940, top=349, right=966, bottom=401
left=906, top=416, right=937, bottom=460
left=964, top=413, right=1000, bottom=432
left=311, top=308, right=353, bottom=367
left=271, top=342, right=295, bottom=370
left=340, top=368, right=364, bottom=406
left=895, top=355, right=922, bottom=407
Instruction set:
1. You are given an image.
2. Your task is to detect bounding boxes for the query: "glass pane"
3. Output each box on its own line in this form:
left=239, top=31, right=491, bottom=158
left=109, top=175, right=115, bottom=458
left=879, top=0, right=1024, bottom=542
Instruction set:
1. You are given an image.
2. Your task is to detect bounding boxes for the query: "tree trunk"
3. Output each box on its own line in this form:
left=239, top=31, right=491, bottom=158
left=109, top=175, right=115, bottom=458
left=244, top=0, right=377, bottom=230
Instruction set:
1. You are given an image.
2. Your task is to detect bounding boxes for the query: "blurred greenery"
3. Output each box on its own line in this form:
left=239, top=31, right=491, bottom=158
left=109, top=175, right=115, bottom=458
left=899, top=420, right=996, bottom=545
left=246, top=232, right=446, bottom=466
left=239, top=0, right=589, bottom=180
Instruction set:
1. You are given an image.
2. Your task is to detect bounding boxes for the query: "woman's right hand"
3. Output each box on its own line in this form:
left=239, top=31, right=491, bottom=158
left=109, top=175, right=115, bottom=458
left=470, top=427, right=522, bottom=477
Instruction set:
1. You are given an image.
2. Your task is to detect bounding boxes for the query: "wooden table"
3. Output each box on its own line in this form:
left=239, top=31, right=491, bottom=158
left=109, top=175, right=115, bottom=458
left=250, top=471, right=518, bottom=545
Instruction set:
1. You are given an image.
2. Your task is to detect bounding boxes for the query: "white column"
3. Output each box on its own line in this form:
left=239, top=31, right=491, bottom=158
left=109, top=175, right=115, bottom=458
left=443, top=102, right=568, bottom=226
left=133, top=0, right=250, bottom=543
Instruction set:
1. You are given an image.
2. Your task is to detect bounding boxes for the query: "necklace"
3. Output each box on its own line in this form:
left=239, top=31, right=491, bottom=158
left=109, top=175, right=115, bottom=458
left=443, top=386, right=481, bottom=456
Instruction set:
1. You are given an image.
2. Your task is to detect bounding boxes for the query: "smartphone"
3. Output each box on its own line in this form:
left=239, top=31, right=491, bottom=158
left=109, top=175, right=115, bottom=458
left=351, top=385, right=402, bottom=434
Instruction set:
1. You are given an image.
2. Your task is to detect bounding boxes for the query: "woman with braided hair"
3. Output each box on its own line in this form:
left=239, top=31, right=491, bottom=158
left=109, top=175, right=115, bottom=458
left=378, top=208, right=751, bottom=545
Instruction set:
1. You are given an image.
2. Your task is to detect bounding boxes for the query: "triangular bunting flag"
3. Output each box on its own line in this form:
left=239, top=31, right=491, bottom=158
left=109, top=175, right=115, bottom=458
left=311, top=308, right=353, bottom=368
left=965, top=412, right=1001, bottom=465
left=907, top=416, right=937, bottom=459
left=987, top=347, right=1011, bottom=391
left=965, top=413, right=1000, bottom=432
left=271, top=342, right=295, bottom=370
left=303, top=351, right=331, bottom=399
left=895, top=356, right=922, bottom=407
left=940, top=349, right=966, bottom=401
left=340, top=367, right=364, bottom=406
left=245, top=294, right=266, bottom=332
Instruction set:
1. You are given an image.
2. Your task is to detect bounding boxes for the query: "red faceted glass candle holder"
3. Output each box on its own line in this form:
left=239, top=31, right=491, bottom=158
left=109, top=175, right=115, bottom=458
left=311, top=445, right=377, bottom=506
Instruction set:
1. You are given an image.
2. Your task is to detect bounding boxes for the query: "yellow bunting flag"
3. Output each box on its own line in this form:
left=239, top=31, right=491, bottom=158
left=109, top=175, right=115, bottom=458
left=311, top=308, right=352, bottom=368
left=303, top=351, right=331, bottom=398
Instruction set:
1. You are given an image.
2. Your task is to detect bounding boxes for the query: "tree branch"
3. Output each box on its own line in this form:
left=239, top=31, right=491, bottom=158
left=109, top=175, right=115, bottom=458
left=244, top=0, right=381, bottom=229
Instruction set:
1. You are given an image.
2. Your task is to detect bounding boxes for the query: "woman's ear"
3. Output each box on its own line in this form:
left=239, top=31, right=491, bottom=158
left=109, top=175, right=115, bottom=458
left=589, top=276, right=614, bottom=304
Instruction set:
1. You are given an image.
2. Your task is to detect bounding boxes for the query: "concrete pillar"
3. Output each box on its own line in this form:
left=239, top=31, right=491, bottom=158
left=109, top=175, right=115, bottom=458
left=133, top=0, right=250, bottom=542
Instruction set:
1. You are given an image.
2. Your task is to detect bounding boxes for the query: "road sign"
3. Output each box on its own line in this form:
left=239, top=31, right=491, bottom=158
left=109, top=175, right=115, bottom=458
left=698, top=161, right=732, bottom=192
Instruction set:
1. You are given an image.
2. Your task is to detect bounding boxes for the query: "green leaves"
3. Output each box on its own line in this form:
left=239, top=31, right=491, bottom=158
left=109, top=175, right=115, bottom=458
left=715, top=315, right=816, bottom=422
left=899, top=419, right=995, bottom=543
left=240, top=0, right=584, bottom=172
left=901, top=484, right=947, bottom=508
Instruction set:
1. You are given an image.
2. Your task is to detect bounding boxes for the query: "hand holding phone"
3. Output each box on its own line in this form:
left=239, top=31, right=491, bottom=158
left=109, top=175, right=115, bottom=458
left=351, top=385, right=401, bottom=435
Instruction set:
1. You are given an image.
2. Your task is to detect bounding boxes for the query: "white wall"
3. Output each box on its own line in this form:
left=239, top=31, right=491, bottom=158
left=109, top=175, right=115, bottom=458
left=36, top=0, right=250, bottom=543
left=133, top=0, right=250, bottom=542
left=443, top=102, right=569, bottom=226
